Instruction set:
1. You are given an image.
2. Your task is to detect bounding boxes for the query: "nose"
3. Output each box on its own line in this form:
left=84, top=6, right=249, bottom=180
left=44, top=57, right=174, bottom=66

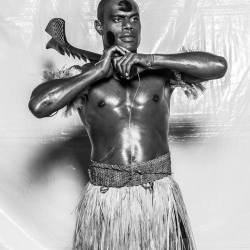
left=123, top=18, right=133, bottom=30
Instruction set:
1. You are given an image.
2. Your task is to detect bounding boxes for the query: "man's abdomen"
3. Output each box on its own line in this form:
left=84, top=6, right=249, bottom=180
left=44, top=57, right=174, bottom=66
left=89, top=120, right=170, bottom=165
left=79, top=74, right=171, bottom=165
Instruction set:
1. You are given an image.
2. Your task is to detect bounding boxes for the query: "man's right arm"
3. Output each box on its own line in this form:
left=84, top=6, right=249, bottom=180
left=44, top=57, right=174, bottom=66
left=28, top=46, right=126, bottom=118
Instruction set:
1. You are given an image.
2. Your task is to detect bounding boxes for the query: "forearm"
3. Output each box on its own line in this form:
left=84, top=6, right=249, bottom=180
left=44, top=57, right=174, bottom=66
left=152, top=52, right=227, bottom=80
left=29, top=64, right=102, bottom=118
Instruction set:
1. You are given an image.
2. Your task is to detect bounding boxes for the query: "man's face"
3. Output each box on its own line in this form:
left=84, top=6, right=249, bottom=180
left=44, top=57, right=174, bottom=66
left=99, top=0, right=141, bottom=52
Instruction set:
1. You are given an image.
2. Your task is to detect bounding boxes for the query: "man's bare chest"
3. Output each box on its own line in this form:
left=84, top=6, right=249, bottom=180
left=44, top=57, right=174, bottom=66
left=86, top=73, right=171, bottom=111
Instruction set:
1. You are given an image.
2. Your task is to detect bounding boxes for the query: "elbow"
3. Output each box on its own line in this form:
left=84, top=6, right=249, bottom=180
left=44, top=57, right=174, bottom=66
left=28, top=98, right=49, bottom=119
left=216, top=56, right=228, bottom=78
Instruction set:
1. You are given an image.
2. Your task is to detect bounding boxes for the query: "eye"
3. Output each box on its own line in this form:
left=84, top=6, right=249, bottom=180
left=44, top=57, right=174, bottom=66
left=131, top=16, right=139, bottom=23
left=113, top=17, right=122, bottom=23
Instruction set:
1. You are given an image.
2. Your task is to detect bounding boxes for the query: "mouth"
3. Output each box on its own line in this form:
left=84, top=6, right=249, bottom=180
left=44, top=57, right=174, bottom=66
left=120, top=34, right=136, bottom=42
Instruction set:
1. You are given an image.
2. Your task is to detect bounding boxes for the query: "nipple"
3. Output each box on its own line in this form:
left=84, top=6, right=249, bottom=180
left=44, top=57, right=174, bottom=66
left=131, top=155, right=136, bottom=162
left=152, top=94, right=159, bottom=102
left=98, top=100, right=106, bottom=108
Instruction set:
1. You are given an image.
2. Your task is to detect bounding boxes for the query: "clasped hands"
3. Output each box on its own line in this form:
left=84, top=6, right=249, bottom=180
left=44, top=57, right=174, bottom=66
left=97, top=46, right=154, bottom=80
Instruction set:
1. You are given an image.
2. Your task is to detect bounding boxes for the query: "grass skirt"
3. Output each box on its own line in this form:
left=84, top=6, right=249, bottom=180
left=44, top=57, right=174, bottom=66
left=72, top=176, right=196, bottom=250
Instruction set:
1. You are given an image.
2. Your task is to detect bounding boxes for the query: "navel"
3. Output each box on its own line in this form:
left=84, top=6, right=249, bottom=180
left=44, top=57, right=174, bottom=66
left=97, top=100, right=106, bottom=108
left=152, top=94, right=160, bottom=102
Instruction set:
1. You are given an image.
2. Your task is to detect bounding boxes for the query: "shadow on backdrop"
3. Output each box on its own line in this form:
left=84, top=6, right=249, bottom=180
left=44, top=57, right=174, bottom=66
left=27, top=116, right=207, bottom=184
left=27, top=128, right=91, bottom=184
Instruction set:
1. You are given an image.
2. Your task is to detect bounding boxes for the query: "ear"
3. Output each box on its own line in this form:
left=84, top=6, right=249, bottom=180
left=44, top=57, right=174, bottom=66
left=95, top=20, right=103, bottom=36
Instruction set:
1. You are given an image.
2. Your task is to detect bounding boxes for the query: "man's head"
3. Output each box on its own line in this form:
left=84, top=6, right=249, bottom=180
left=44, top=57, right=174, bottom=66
left=95, top=0, right=141, bottom=52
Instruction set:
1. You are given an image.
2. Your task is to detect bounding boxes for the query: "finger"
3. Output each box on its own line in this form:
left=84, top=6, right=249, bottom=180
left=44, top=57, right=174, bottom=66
left=110, top=50, right=124, bottom=62
left=116, top=56, right=127, bottom=76
left=112, top=56, right=121, bottom=72
left=105, top=47, right=121, bottom=59
left=125, top=54, right=137, bottom=77
left=118, top=46, right=130, bottom=54
left=119, top=53, right=131, bottom=76
left=112, top=46, right=127, bottom=56
left=120, top=53, right=132, bottom=77
left=122, top=53, right=134, bottom=77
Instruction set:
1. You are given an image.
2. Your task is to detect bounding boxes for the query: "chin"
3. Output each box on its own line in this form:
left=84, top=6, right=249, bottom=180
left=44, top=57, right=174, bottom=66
left=117, top=40, right=138, bottom=52
left=121, top=43, right=138, bottom=52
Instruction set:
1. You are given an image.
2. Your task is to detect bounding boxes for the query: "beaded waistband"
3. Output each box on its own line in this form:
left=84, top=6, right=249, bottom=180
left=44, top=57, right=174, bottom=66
left=88, top=153, right=172, bottom=189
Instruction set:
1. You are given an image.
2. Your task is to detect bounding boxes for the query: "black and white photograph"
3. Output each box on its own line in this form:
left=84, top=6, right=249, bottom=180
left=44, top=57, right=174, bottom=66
left=0, top=0, right=248, bottom=249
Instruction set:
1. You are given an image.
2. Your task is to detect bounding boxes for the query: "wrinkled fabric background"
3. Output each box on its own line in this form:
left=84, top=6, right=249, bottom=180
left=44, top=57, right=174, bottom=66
left=1, top=0, right=250, bottom=249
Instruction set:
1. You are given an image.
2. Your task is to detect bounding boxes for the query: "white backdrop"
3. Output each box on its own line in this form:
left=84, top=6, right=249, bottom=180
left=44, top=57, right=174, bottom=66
left=1, top=0, right=250, bottom=249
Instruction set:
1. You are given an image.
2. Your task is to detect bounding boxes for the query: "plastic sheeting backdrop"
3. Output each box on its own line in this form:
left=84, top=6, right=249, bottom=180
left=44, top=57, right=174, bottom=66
left=0, top=0, right=250, bottom=249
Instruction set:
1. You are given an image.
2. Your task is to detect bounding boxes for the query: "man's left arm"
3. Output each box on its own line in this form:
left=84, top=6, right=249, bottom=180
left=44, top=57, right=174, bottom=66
left=151, top=52, right=227, bottom=82
left=114, top=51, right=227, bottom=83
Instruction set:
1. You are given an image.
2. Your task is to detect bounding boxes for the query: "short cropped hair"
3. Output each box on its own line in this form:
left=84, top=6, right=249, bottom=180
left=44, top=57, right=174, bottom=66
left=97, top=0, right=109, bottom=23
left=97, top=0, right=139, bottom=23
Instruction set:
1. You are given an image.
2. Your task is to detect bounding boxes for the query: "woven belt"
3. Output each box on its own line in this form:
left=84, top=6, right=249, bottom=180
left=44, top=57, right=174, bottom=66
left=88, top=153, right=171, bottom=191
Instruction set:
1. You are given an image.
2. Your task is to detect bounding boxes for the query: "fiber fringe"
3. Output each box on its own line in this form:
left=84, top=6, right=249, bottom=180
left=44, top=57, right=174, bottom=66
left=72, top=176, right=196, bottom=250
left=169, top=46, right=206, bottom=99
left=170, top=69, right=206, bottom=100
left=42, top=64, right=85, bottom=116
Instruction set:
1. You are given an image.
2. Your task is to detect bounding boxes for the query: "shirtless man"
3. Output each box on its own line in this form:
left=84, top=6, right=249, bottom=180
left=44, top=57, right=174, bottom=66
left=29, top=0, right=227, bottom=249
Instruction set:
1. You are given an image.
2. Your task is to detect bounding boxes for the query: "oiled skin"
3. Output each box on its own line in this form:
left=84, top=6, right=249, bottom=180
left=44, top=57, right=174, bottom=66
left=80, top=69, right=171, bottom=165
left=28, top=1, right=227, bottom=247
left=29, top=0, right=227, bottom=166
